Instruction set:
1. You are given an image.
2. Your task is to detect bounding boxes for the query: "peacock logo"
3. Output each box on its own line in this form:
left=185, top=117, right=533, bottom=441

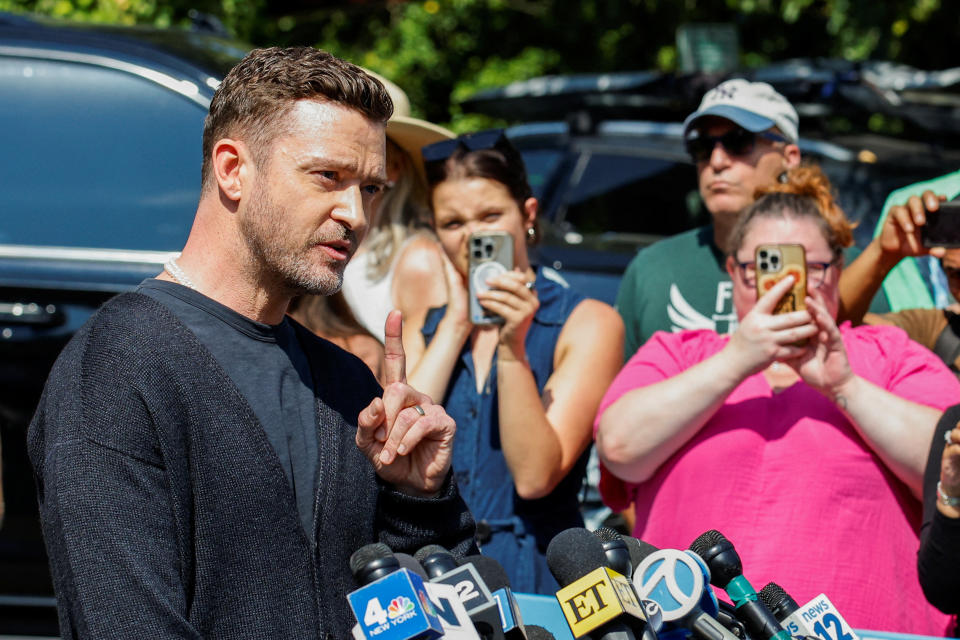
left=387, top=596, right=414, bottom=619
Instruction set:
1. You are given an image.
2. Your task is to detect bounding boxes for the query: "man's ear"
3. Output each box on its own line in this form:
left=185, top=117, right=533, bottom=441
left=783, top=143, right=801, bottom=169
left=212, top=138, right=250, bottom=202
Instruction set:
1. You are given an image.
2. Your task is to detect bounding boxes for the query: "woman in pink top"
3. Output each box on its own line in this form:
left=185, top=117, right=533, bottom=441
left=596, top=167, right=960, bottom=635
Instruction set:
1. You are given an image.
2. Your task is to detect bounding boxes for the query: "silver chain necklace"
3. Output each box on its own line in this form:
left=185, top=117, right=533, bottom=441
left=164, top=257, right=197, bottom=290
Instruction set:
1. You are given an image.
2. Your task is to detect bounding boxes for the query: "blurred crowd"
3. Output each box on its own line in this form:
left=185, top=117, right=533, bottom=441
left=307, top=74, right=960, bottom=634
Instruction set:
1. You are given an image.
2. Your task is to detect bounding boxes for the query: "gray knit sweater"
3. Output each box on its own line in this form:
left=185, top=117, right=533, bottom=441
left=28, top=292, right=475, bottom=639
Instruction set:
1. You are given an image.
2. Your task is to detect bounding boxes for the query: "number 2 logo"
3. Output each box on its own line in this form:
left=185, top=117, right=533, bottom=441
left=455, top=580, right=479, bottom=603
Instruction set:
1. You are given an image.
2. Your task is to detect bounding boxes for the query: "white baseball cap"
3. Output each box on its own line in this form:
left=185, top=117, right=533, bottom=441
left=682, top=79, right=799, bottom=143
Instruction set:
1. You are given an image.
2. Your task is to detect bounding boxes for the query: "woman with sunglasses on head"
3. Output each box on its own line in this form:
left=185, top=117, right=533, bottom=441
left=596, top=166, right=960, bottom=634
left=404, top=131, right=624, bottom=593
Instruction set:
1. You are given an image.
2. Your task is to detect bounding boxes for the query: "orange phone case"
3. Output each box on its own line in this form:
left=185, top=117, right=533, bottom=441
left=755, top=244, right=806, bottom=314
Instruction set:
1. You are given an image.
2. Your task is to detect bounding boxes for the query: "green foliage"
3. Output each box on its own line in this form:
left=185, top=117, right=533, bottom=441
left=4, top=0, right=958, bottom=131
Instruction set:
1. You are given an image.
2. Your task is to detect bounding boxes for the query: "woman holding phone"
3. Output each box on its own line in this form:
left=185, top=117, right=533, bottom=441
left=404, top=130, right=623, bottom=593
left=595, top=166, right=959, bottom=634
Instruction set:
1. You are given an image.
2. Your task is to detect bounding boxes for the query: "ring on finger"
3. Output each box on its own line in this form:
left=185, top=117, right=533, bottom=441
left=525, top=281, right=535, bottom=290
left=414, top=405, right=426, bottom=417
left=947, top=429, right=954, bottom=445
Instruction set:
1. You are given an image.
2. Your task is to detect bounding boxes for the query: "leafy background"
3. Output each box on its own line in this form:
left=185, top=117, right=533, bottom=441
left=1, top=0, right=955, bottom=132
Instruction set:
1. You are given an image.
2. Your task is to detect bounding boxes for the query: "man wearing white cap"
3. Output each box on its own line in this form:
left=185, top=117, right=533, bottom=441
left=616, top=79, right=801, bottom=357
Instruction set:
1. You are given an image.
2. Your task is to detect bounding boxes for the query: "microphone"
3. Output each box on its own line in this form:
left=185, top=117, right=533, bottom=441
left=594, top=527, right=634, bottom=579
left=415, top=545, right=501, bottom=639
left=633, top=545, right=739, bottom=640
left=347, top=543, right=444, bottom=640
left=546, top=527, right=649, bottom=640
left=524, top=625, right=556, bottom=640
left=467, top=554, right=528, bottom=639
left=758, top=583, right=860, bottom=640
left=689, top=530, right=790, bottom=640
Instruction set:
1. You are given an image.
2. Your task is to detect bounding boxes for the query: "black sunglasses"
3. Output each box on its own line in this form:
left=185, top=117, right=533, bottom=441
left=685, top=127, right=787, bottom=163
left=421, top=129, right=523, bottom=185
left=422, top=129, right=511, bottom=166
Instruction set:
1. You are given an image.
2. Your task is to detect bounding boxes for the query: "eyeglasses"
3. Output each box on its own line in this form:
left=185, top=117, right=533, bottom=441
left=737, top=260, right=836, bottom=289
left=685, top=127, right=787, bottom=163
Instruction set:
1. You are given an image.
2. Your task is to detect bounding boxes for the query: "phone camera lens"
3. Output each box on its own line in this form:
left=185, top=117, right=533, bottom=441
left=760, top=261, right=769, bottom=270
left=473, top=250, right=482, bottom=258
left=759, top=250, right=768, bottom=258
left=771, top=255, right=780, bottom=264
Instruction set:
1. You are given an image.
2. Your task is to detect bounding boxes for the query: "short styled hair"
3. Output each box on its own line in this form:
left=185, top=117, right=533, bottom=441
left=200, top=46, right=393, bottom=187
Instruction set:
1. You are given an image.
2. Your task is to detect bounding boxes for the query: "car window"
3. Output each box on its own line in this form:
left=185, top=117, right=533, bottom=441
left=559, top=152, right=708, bottom=240
left=0, top=55, right=207, bottom=251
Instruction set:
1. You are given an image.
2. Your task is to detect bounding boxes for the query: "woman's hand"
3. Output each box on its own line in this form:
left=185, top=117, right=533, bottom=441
left=723, top=275, right=818, bottom=377
left=790, top=290, right=854, bottom=396
left=440, top=250, right=470, bottom=329
left=478, top=270, right=539, bottom=361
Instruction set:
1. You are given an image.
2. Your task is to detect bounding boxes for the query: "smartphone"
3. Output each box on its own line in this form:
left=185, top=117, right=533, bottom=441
left=755, top=244, right=807, bottom=315
left=923, top=201, right=960, bottom=248
left=468, top=231, right=514, bottom=325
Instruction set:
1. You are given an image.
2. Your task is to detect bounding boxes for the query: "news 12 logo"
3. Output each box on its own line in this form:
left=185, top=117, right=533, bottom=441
left=347, top=570, right=444, bottom=640
left=555, top=567, right=647, bottom=638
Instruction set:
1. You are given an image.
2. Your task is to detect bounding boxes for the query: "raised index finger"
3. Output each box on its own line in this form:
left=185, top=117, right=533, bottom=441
left=383, top=309, right=407, bottom=385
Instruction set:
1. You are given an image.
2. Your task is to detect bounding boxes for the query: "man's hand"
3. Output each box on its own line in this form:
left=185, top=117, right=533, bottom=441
left=356, top=310, right=455, bottom=496
left=879, top=190, right=947, bottom=263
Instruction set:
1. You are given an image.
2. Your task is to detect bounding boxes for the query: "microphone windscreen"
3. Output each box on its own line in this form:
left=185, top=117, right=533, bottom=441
left=546, top=527, right=608, bottom=586
left=524, top=624, right=556, bottom=640
left=758, top=582, right=799, bottom=620
left=463, top=554, right=510, bottom=590
left=593, top=526, right=623, bottom=544
left=688, top=529, right=726, bottom=557
left=349, top=542, right=392, bottom=577
left=414, top=544, right=449, bottom=564
left=395, top=552, right=428, bottom=579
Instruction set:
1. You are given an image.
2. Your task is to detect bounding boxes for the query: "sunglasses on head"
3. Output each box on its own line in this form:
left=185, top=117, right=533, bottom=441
left=685, top=127, right=787, bottom=163
left=422, top=129, right=511, bottom=167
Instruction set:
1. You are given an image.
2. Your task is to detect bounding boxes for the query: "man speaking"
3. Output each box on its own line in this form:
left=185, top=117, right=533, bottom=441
left=28, top=47, right=474, bottom=639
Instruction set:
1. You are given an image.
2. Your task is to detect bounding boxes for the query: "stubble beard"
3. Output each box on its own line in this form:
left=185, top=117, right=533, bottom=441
left=239, top=187, right=351, bottom=297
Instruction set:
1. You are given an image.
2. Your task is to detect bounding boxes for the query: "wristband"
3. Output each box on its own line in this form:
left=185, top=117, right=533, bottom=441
left=937, top=481, right=960, bottom=508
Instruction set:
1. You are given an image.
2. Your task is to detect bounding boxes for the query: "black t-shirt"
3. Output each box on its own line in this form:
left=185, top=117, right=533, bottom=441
left=138, top=279, right=319, bottom=532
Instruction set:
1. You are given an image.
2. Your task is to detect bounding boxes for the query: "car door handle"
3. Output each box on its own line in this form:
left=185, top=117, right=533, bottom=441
left=0, top=301, right=64, bottom=326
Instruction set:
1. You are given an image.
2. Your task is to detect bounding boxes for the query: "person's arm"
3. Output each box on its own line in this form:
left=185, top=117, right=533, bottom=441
left=495, top=297, right=624, bottom=499
left=797, top=294, right=941, bottom=497
left=402, top=248, right=472, bottom=402
left=31, top=351, right=202, bottom=639
left=838, top=191, right=945, bottom=325
left=918, top=406, right=960, bottom=613
left=598, top=276, right=818, bottom=484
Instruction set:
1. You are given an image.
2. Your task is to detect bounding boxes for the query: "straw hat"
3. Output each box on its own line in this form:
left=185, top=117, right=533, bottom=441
left=365, top=70, right=454, bottom=178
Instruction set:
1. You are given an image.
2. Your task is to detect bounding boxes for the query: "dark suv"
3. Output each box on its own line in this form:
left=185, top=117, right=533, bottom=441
left=0, top=13, right=246, bottom=634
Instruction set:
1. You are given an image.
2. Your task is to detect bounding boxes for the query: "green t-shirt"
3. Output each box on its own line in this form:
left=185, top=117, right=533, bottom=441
left=615, top=225, right=889, bottom=359
left=616, top=225, right=734, bottom=359
left=874, top=168, right=960, bottom=310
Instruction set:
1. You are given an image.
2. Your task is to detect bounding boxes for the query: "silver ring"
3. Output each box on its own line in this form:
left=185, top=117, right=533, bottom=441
left=525, top=281, right=535, bottom=290
left=414, top=405, right=426, bottom=416
left=946, top=430, right=954, bottom=445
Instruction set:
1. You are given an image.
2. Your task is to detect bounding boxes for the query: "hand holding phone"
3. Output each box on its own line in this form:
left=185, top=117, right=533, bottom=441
left=468, top=231, right=514, bottom=325
left=755, top=244, right=807, bottom=315
left=923, top=200, right=960, bottom=248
